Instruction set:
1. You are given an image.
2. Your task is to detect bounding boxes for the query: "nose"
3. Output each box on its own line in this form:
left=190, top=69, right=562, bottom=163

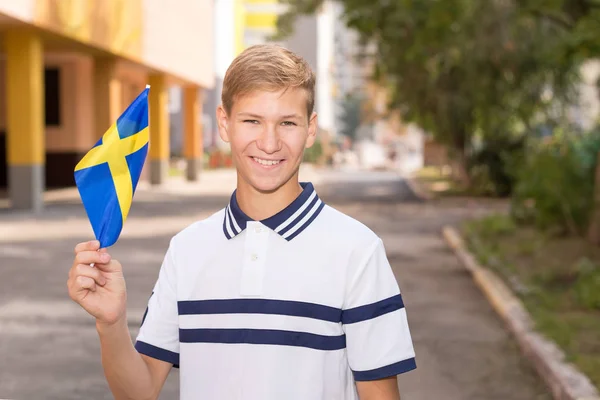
left=256, top=124, right=282, bottom=154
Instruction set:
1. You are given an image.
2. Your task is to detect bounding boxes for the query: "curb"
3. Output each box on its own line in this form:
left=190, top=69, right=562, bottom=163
left=404, top=175, right=435, bottom=201
left=442, top=225, right=600, bottom=400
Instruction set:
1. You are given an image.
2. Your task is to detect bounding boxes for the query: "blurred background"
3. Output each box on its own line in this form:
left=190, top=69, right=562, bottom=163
left=0, top=0, right=599, bottom=399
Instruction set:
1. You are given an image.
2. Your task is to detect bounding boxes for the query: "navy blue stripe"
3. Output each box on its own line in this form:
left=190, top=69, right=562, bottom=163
left=135, top=341, right=180, bottom=368
left=223, top=182, right=323, bottom=241
left=178, top=298, right=342, bottom=322
left=229, top=191, right=252, bottom=229
left=222, top=209, right=233, bottom=239
left=260, top=182, right=315, bottom=230
left=285, top=201, right=325, bottom=241
left=278, top=194, right=320, bottom=236
left=179, top=328, right=346, bottom=351
left=353, top=357, right=417, bottom=381
left=341, top=294, right=404, bottom=325
left=140, top=291, right=154, bottom=327
left=227, top=207, right=239, bottom=235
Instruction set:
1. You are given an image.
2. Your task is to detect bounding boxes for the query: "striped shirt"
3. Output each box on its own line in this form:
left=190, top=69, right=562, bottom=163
left=135, top=182, right=416, bottom=399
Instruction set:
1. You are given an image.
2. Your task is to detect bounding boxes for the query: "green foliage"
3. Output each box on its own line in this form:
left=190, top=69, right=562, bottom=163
left=303, top=139, right=323, bottom=163
left=466, top=213, right=517, bottom=238
left=468, top=136, right=526, bottom=196
left=338, top=93, right=363, bottom=141
left=518, top=0, right=600, bottom=60
left=573, top=257, right=600, bottom=310
left=278, top=0, right=580, bottom=163
left=510, top=129, right=600, bottom=235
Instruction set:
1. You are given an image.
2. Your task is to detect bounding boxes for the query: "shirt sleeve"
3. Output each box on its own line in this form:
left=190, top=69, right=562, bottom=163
left=134, top=239, right=180, bottom=367
left=342, top=237, right=416, bottom=381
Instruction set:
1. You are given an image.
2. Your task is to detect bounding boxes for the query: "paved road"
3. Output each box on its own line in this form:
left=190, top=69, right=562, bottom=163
left=0, top=168, right=551, bottom=399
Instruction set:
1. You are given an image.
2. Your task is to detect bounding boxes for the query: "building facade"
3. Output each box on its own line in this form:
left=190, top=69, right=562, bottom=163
left=204, top=0, right=287, bottom=150
left=0, top=0, right=214, bottom=211
left=204, top=0, right=343, bottom=149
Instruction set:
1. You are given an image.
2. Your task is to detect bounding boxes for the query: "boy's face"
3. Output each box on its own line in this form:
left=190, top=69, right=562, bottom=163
left=217, top=88, right=317, bottom=193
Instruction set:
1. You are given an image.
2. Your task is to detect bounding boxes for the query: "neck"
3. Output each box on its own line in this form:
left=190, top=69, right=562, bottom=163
left=235, top=173, right=303, bottom=221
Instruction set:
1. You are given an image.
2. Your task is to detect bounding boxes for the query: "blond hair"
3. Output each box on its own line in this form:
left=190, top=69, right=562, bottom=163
left=221, top=44, right=316, bottom=117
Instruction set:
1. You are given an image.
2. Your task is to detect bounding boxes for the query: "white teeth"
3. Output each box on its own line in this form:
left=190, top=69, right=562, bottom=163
left=253, top=157, right=281, bottom=166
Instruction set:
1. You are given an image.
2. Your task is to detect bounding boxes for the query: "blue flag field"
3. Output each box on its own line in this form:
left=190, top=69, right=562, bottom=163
left=74, top=85, right=150, bottom=248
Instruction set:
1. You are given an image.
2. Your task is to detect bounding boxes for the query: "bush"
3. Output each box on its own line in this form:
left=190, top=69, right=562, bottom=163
left=573, top=258, right=600, bottom=310
left=465, top=213, right=517, bottom=238
left=303, top=140, right=323, bottom=164
left=510, top=129, right=600, bottom=235
left=468, top=136, right=525, bottom=197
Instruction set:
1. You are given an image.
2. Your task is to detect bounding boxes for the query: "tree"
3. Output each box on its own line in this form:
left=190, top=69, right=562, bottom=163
left=516, top=0, right=600, bottom=243
left=519, top=0, right=600, bottom=59
left=276, top=0, right=579, bottom=186
left=337, top=93, right=363, bottom=142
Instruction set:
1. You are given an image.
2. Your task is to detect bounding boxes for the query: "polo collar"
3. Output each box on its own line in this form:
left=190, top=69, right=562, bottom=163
left=223, top=182, right=325, bottom=241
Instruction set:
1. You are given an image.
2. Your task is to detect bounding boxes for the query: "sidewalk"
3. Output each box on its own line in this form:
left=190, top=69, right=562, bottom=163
left=0, top=167, right=549, bottom=400
left=0, top=165, right=326, bottom=243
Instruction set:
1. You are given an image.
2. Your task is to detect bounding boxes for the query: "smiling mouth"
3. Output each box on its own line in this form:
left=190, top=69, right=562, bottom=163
left=251, top=156, right=284, bottom=167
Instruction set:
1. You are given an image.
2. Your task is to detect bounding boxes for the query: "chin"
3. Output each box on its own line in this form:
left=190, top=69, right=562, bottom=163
left=240, top=168, right=297, bottom=194
left=247, top=176, right=288, bottom=194
left=238, top=156, right=299, bottom=194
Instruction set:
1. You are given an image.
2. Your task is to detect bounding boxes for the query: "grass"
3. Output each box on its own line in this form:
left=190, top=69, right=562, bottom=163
left=461, top=214, right=600, bottom=389
left=413, top=166, right=476, bottom=197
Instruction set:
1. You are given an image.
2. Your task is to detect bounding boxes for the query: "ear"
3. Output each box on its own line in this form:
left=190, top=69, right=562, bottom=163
left=216, top=105, right=230, bottom=143
left=305, top=112, right=318, bottom=148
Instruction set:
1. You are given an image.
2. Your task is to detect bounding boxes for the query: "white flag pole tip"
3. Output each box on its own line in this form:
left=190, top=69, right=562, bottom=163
left=146, top=84, right=151, bottom=89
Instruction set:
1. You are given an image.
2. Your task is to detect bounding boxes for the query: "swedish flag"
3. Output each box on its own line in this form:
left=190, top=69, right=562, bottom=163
left=74, top=85, right=150, bottom=248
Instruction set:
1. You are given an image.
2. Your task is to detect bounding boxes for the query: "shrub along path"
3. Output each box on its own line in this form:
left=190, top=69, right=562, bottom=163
left=462, top=214, right=600, bottom=390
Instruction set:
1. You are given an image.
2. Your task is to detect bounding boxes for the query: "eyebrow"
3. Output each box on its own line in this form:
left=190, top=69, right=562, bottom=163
left=237, top=112, right=262, bottom=119
left=237, top=112, right=302, bottom=120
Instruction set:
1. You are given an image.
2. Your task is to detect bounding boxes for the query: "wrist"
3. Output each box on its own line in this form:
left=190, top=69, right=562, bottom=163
left=95, top=313, right=128, bottom=334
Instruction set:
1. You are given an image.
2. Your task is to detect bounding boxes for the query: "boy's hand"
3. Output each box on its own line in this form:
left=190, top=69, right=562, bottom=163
left=67, top=240, right=127, bottom=326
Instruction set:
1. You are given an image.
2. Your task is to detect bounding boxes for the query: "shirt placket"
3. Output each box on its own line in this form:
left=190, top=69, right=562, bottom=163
left=240, top=221, right=269, bottom=296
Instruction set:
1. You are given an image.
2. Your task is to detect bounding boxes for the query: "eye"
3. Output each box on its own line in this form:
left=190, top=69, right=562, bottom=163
left=281, top=121, right=297, bottom=126
left=243, top=119, right=259, bottom=124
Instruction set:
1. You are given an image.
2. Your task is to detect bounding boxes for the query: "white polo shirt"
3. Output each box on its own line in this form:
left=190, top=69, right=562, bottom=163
left=135, top=182, right=416, bottom=399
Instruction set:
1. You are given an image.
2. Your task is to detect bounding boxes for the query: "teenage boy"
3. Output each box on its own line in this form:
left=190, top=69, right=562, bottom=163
left=67, top=44, right=416, bottom=400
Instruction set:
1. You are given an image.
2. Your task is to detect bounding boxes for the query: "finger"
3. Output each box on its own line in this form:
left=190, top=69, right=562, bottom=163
left=93, top=259, right=121, bottom=273
left=75, top=250, right=111, bottom=266
left=76, top=276, right=97, bottom=292
left=74, top=264, right=107, bottom=286
left=74, top=240, right=100, bottom=254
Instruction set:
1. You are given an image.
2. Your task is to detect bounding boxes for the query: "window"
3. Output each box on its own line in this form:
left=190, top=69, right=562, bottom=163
left=45, top=68, right=61, bottom=126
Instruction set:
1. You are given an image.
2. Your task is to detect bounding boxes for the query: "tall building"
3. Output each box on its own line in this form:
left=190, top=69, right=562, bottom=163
left=205, top=0, right=343, bottom=147
left=285, top=1, right=368, bottom=140
left=240, top=0, right=285, bottom=49
left=0, top=0, right=214, bottom=211
left=204, top=0, right=286, bottom=149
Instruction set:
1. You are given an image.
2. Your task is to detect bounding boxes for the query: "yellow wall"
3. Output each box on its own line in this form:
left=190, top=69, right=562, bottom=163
left=32, top=0, right=143, bottom=59
left=239, top=0, right=280, bottom=50
left=0, top=0, right=214, bottom=88
left=245, top=13, right=278, bottom=29
left=0, top=54, right=147, bottom=153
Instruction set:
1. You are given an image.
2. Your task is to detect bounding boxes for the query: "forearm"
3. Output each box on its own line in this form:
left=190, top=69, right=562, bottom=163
left=356, top=377, right=401, bottom=400
left=96, top=316, right=157, bottom=400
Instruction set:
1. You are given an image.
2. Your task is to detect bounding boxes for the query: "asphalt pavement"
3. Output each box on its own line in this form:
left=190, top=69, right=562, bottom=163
left=0, top=167, right=551, bottom=399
